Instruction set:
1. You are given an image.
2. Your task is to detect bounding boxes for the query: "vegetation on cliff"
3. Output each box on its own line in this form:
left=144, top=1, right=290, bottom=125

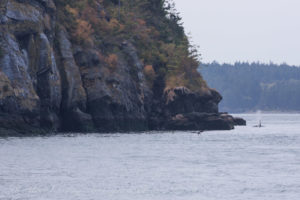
left=54, top=0, right=206, bottom=91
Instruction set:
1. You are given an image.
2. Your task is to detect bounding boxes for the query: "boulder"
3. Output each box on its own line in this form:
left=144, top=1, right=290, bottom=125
left=233, top=117, right=247, bottom=126
left=165, top=112, right=235, bottom=131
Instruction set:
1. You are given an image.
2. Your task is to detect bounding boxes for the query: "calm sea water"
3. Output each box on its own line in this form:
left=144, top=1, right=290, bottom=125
left=0, top=114, right=300, bottom=200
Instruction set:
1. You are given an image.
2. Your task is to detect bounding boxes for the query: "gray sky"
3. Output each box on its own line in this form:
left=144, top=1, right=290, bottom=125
left=173, top=0, right=300, bottom=65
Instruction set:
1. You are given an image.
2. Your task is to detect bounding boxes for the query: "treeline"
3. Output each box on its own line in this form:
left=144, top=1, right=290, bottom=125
left=199, top=62, right=300, bottom=112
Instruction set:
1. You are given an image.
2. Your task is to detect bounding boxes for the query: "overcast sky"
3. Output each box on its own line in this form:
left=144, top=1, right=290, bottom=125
left=173, top=0, right=300, bottom=65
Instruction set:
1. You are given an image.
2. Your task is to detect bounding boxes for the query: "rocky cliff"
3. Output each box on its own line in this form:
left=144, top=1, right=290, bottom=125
left=0, top=0, right=245, bottom=135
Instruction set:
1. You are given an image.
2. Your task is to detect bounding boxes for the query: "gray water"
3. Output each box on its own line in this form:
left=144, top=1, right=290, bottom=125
left=0, top=114, right=300, bottom=200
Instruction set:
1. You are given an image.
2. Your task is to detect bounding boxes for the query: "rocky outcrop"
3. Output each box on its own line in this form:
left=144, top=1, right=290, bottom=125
left=166, top=113, right=235, bottom=131
left=0, top=0, right=245, bottom=135
left=233, top=117, right=247, bottom=126
left=155, top=87, right=241, bottom=131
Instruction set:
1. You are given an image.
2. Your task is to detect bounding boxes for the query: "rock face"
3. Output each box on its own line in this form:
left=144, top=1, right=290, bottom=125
left=0, top=0, right=245, bottom=135
left=158, top=87, right=239, bottom=131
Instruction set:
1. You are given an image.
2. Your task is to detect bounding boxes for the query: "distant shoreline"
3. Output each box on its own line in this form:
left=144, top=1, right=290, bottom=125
left=229, top=111, right=300, bottom=114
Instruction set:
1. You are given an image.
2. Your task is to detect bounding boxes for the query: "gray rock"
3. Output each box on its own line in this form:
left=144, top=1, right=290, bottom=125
left=0, top=33, right=39, bottom=113
left=165, top=112, right=235, bottom=131
left=233, top=117, right=247, bottom=126
left=163, top=87, right=221, bottom=116
left=56, top=28, right=93, bottom=131
left=0, top=16, right=8, bottom=24
left=36, top=33, right=61, bottom=129
left=6, top=1, right=42, bottom=22
left=80, top=41, right=151, bottom=132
